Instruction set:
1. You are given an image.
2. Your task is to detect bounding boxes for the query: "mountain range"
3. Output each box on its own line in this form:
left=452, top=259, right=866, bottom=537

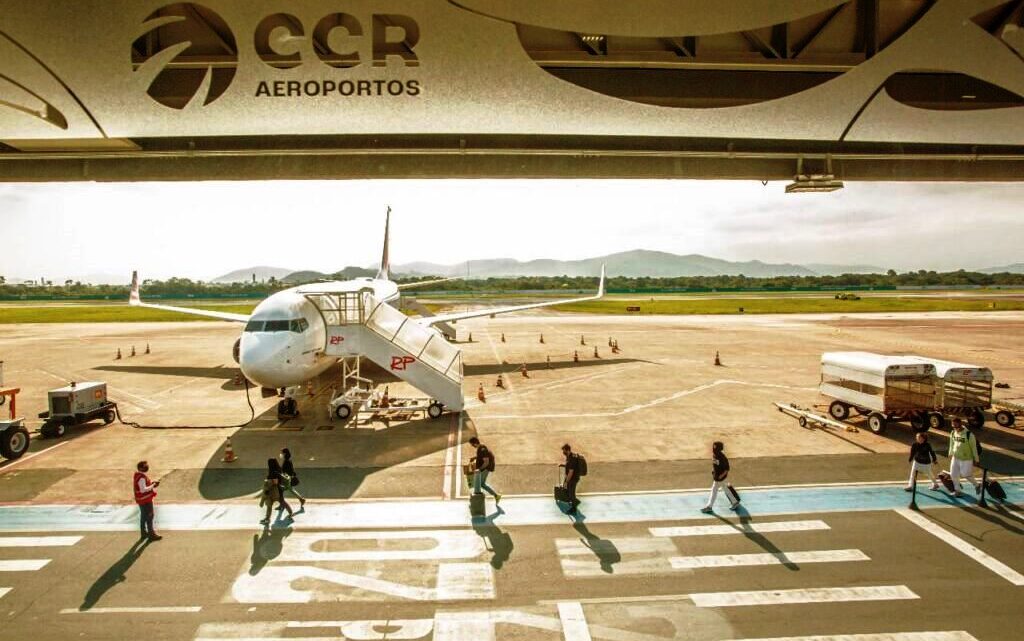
left=210, top=250, right=888, bottom=282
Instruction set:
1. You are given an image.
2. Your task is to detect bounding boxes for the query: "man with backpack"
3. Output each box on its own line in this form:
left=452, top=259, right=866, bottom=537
left=948, top=419, right=981, bottom=498
left=701, top=441, right=740, bottom=513
left=469, top=437, right=501, bottom=504
left=560, top=443, right=587, bottom=515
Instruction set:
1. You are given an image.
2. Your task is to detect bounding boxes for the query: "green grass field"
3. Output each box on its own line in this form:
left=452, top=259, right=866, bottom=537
left=0, top=304, right=257, bottom=323
left=557, top=297, right=1024, bottom=315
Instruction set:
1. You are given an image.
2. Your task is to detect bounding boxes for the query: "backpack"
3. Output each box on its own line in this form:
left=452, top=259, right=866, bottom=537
left=576, top=453, right=588, bottom=476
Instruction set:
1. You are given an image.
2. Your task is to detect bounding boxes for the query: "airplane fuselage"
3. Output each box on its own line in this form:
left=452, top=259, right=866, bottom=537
left=238, top=277, right=401, bottom=389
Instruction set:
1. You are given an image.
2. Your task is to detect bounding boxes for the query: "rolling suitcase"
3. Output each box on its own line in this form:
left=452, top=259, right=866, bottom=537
left=726, top=484, right=741, bottom=504
left=937, top=471, right=956, bottom=492
left=985, top=479, right=1007, bottom=501
left=470, top=492, right=486, bottom=516
left=553, top=465, right=571, bottom=503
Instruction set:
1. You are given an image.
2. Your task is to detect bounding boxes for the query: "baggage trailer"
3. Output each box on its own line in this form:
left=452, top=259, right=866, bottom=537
left=37, top=381, right=116, bottom=438
left=992, top=399, right=1024, bottom=428
left=820, top=352, right=938, bottom=434
left=0, top=387, right=30, bottom=460
left=899, top=355, right=992, bottom=430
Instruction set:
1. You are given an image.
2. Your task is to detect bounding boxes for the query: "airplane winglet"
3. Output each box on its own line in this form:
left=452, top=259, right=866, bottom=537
left=129, top=270, right=141, bottom=306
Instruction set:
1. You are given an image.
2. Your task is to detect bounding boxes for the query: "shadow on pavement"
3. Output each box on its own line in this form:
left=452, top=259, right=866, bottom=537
left=249, top=525, right=294, bottom=575
left=715, top=511, right=799, bottom=571
left=571, top=514, right=621, bottom=574
left=79, top=537, right=151, bottom=611
left=94, top=364, right=240, bottom=380
left=473, top=513, right=514, bottom=569
left=465, top=357, right=647, bottom=376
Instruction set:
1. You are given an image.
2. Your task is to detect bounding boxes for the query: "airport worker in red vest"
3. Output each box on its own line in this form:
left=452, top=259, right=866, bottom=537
left=133, top=460, right=162, bottom=541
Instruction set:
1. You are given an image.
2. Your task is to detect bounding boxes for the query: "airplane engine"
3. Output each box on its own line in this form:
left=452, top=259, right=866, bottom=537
left=232, top=338, right=241, bottom=363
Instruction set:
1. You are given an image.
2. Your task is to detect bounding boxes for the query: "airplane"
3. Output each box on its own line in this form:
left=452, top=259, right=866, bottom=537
left=129, top=207, right=606, bottom=406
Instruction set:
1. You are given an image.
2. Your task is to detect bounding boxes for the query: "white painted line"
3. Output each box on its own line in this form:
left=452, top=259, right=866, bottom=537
left=670, top=549, right=869, bottom=569
left=0, top=440, right=71, bottom=472
left=442, top=413, right=456, bottom=500
left=557, top=601, right=592, bottom=641
left=0, top=559, right=50, bottom=571
left=729, top=633, right=978, bottom=641
left=895, top=508, right=1024, bottom=585
left=557, top=536, right=676, bottom=555
left=0, top=535, right=82, bottom=547
left=689, top=585, right=918, bottom=608
left=539, top=594, right=690, bottom=606
left=60, top=606, right=202, bottom=614
left=0, top=587, right=9, bottom=601
left=651, top=520, right=830, bottom=537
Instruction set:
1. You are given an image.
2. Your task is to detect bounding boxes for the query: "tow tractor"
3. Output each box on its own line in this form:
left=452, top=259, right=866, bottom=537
left=37, top=381, right=117, bottom=438
left=0, top=387, right=31, bottom=460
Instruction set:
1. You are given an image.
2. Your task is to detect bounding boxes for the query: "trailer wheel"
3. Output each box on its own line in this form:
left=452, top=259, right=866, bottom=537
left=968, top=409, right=985, bottom=430
left=928, top=413, right=945, bottom=430
left=334, top=403, right=352, bottom=420
left=53, top=422, right=67, bottom=438
left=798, top=416, right=808, bottom=428
left=427, top=402, right=444, bottom=419
left=829, top=401, right=849, bottom=421
left=102, top=409, right=116, bottom=425
left=995, top=410, right=1015, bottom=427
left=867, top=413, right=887, bottom=434
left=0, top=427, right=30, bottom=459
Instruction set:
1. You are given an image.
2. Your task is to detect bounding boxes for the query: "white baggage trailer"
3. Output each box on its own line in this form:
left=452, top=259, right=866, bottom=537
left=899, top=355, right=992, bottom=430
left=820, top=352, right=938, bottom=434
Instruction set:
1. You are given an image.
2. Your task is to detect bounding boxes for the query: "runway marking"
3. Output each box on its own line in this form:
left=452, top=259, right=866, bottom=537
left=275, top=530, right=485, bottom=562
left=465, top=363, right=644, bottom=411
left=689, top=585, right=918, bottom=608
left=0, top=559, right=50, bottom=571
left=0, top=535, right=82, bottom=547
left=60, top=606, right=202, bottom=614
left=0, top=587, right=9, bottom=600
left=557, top=601, right=593, bottom=641
left=669, top=549, right=869, bottom=569
left=0, top=440, right=71, bottom=472
left=442, top=413, right=457, bottom=500
left=727, top=633, right=978, bottom=641
left=651, top=520, right=830, bottom=537
left=557, top=537, right=676, bottom=556
left=895, top=508, right=1024, bottom=585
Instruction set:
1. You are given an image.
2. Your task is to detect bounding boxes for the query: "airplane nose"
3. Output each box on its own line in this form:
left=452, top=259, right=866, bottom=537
left=239, top=340, right=286, bottom=389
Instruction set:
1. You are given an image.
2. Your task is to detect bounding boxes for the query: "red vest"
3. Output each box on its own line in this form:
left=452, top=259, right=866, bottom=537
left=133, top=472, right=155, bottom=504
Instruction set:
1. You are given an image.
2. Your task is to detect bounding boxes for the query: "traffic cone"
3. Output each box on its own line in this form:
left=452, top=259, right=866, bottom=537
left=520, top=363, right=529, bottom=378
left=477, top=383, right=486, bottom=402
left=501, top=332, right=506, bottom=343
left=115, top=348, right=122, bottom=360
left=221, top=437, right=238, bottom=463
left=593, top=346, right=600, bottom=358
left=539, top=334, right=545, bottom=344
left=573, top=350, right=579, bottom=363
left=546, top=355, right=552, bottom=369
left=145, top=343, right=151, bottom=355
left=496, top=374, right=505, bottom=389
left=468, top=332, right=473, bottom=342
left=233, top=372, right=243, bottom=386
left=612, top=343, right=620, bottom=354
left=130, top=345, right=136, bottom=357
left=608, top=337, right=613, bottom=347
left=580, top=335, right=586, bottom=346
left=307, top=380, right=314, bottom=396
left=714, top=351, right=722, bottom=366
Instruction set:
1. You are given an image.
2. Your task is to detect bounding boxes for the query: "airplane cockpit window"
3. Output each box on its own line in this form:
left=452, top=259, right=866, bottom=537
left=244, top=320, right=265, bottom=332
left=264, top=320, right=291, bottom=332
left=290, top=318, right=309, bottom=333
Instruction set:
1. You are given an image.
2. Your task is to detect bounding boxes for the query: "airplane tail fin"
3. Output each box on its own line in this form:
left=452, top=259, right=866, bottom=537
left=129, top=270, right=141, bottom=306
left=376, top=206, right=391, bottom=281
left=597, top=264, right=606, bottom=297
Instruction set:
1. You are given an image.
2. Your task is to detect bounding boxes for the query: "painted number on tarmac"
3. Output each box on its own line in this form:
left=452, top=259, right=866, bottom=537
left=230, top=530, right=495, bottom=603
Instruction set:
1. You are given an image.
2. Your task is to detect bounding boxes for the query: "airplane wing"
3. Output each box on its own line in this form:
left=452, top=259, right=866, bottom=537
left=397, top=277, right=456, bottom=290
left=416, top=266, right=605, bottom=327
left=129, top=271, right=251, bottom=323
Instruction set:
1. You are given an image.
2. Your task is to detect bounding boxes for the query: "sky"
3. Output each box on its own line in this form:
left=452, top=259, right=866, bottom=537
left=1, top=179, right=1022, bottom=282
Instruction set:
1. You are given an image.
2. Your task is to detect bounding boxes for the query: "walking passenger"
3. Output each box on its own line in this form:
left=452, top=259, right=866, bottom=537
left=280, top=448, right=306, bottom=508
left=468, top=437, right=501, bottom=503
left=905, top=432, right=939, bottom=492
left=948, top=419, right=981, bottom=497
left=701, top=441, right=740, bottom=513
left=260, top=458, right=294, bottom=525
left=560, top=443, right=584, bottom=515
left=133, top=460, right=162, bottom=541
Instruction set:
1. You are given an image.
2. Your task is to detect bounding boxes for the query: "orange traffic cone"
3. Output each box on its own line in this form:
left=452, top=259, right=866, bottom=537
left=539, top=334, right=545, bottom=344
left=594, top=346, right=600, bottom=358
left=233, top=372, right=243, bottom=386
left=130, top=345, right=136, bottom=357
left=501, top=333, right=506, bottom=343
left=221, top=437, right=238, bottom=463
left=520, top=363, right=529, bottom=378
left=496, top=373, right=505, bottom=389
left=714, top=351, right=722, bottom=366
left=477, top=383, right=486, bottom=402
left=546, top=355, right=552, bottom=369
left=468, top=332, right=473, bottom=342
left=573, top=350, right=579, bottom=363
left=580, top=335, right=586, bottom=346
left=608, top=337, right=613, bottom=347
left=116, top=348, right=122, bottom=360
left=145, top=343, right=151, bottom=354
left=612, top=343, right=620, bottom=354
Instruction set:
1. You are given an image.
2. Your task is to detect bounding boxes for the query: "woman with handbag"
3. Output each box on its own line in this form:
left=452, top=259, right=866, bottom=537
left=280, top=448, right=306, bottom=508
left=260, top=458, right=294, bottom=525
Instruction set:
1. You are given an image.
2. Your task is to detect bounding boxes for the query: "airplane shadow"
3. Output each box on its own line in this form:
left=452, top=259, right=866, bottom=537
left=94, top=365, right=239, bottom=380
left=465, top=357, right=648, bottom=376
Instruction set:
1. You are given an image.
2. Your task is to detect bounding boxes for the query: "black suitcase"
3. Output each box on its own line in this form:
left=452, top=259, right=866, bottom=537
left=726, top=484, right=741, bottom=504
left=937, top=471, right=955, bottom=492
left=986, top=480, right=1007, bottom=501
left=469, top=492, right=486, bottom=516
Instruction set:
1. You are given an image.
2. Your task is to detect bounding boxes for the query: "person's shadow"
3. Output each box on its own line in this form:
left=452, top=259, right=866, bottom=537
left=249, top=525, right=294, bottom=575
left=572, top=514, right=621, bottom=574
left=78, top=538, right=151, bottom=611
left=473, top=508, right=514, bottom=569
left=714, top=511, right=799, bottom=571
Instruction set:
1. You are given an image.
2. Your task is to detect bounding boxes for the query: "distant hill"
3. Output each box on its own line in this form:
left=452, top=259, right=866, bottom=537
left=282, top=266, right=376, bottom=284
left=979, top=263, right=1024, bottom=274
left=211, top=266, right=293, bottom=283
left=803, top=263, right=886, bottom=276
left=389, top=250, right=820, bottom=278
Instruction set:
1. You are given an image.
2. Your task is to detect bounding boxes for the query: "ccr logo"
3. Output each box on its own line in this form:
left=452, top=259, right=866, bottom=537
left=132, top=4, right=237, bottom=109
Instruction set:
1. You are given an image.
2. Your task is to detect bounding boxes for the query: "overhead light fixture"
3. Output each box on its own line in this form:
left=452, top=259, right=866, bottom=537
left=785, top=174, right=845, bottom=193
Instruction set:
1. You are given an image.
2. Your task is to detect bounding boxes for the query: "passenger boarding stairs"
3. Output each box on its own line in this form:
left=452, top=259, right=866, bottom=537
left=305, top=291, right=464, bottom=411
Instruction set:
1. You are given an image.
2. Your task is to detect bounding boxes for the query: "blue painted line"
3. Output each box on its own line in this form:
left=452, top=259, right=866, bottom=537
left=0, top=482, right=1019, bottom=532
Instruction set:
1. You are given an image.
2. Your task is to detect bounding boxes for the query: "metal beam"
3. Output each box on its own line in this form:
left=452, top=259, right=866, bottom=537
left=855, top=0, right=879, bottom=58
left=665, top=36, right=696, bottom=57
left=792, top=3, right=848, bottom=59
left=771, top=23, right=790, bottom=59
left=741, top=30, right=781, bottom=58
left=988, top=0, right=1024, bottom=33
left=882, top=0, right=936, bottom=49
left=578, top=34, right=607, bottom=56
